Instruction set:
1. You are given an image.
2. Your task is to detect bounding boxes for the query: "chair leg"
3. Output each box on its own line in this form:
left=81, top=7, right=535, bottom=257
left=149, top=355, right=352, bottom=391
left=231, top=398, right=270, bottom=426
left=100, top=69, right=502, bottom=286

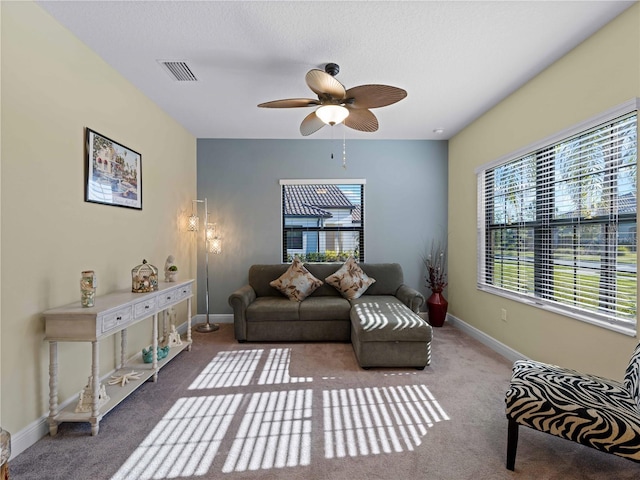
left=506, top=418, right=519, bottom=471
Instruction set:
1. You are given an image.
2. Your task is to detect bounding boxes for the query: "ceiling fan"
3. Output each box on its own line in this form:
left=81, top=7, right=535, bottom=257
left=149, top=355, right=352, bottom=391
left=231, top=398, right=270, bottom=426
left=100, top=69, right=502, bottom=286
left=257, top=63, right=407, bottom=136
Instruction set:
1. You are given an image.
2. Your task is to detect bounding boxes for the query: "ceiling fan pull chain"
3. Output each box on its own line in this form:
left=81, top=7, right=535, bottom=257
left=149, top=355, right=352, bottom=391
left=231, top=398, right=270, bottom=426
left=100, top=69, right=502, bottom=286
left=342, top=127, right=347, bottom=170
left=330, top=123, right=335, bottom=160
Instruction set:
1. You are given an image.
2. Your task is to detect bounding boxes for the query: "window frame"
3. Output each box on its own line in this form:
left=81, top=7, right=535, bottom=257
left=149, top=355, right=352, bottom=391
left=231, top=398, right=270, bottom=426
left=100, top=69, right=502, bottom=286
left=280, top=179, right=366, bottom=263
left=476, top=99, right=639, bottom=336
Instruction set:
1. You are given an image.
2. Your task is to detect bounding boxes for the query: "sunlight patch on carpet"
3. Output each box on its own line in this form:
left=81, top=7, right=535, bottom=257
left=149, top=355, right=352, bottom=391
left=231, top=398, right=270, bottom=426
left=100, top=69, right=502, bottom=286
left=189, top=348, right=312, bottom=390
left=323, top=385, right=449, bottom=458
left=110, top=394, right=243, bottom=480
left=258, top=348, right=313, bottom=385
left=111, top=350, right=449, bottom=477
left=222, top=389, right=313, bottom=473
left=188, top=349, right=263, bottom=389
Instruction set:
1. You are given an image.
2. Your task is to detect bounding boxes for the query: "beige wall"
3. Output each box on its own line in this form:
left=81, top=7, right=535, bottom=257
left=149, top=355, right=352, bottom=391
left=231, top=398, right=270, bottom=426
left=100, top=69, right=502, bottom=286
left=0, top=1, right=197, bottom=437
left=449, top=4, right=640, bottom=380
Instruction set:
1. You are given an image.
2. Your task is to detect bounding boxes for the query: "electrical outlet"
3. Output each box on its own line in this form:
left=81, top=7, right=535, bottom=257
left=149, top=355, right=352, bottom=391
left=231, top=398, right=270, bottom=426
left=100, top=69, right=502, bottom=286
left=501, top=308, right=508, bottom=322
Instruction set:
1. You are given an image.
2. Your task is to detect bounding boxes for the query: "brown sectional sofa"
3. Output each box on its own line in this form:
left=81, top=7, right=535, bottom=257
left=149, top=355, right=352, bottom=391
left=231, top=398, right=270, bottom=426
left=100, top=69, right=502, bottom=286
left=228, top=262, right=433, bottom=368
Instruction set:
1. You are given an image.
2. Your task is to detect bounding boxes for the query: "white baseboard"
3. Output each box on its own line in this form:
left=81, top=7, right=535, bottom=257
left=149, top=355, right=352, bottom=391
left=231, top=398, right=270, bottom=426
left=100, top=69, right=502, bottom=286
left=10, top=319, right=198, bottom=460
left=445, top=313, right=528, bottom=364
left=192, top=313, right=234, bottom=325
left=10, top=411, right=55, bottom=461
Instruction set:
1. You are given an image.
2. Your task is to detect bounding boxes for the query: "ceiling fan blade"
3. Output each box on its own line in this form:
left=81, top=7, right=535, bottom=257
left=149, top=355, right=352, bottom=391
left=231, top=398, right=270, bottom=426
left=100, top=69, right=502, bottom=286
left=344, top=108, right=378, bottom=132
left=305, top=69, right=346, bottom=100
left=300, top=111, right=326, bottom=136
left=345, top=85, right=407, bottom=109
left=258, top=98, right=320, bottom=108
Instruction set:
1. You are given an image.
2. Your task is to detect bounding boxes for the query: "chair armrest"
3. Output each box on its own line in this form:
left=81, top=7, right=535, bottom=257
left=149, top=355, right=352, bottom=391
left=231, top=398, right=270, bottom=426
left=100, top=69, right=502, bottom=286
left=228, top=285, right=257, bottom=342
left=395, top=284, right=425, bottom=313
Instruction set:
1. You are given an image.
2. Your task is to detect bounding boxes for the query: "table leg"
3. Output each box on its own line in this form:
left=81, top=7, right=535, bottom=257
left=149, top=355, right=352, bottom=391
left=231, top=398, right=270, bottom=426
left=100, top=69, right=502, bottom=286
left=152, top=313, right=158, bottom=382
left=163, top=309, right=169, bottom=345
left=120, top=328, right=127, bottom=369
left=48, top=341, right=59, bottom=436
left=90, top=340, right=100, bottom=436
left=187, top=297, right=192, bottom=351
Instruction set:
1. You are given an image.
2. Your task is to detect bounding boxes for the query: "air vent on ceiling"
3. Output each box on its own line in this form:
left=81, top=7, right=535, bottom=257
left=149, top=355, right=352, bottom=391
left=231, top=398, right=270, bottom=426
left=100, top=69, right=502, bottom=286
left=158, top=60, right=198, bottom=82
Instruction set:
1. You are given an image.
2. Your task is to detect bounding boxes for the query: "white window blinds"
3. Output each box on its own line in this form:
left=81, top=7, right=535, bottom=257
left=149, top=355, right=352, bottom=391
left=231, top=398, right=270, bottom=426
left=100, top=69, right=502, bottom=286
left=477, top=108, right=637, bottom=334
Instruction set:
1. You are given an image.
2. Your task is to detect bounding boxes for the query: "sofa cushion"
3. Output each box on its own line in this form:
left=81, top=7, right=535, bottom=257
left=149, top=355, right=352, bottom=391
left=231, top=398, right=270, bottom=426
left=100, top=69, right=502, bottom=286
left=246, top=297, right=299, bottom=322
left=299, top=296, right=352, bottom=321
left=304, top=263, right=344, bottom=297
left=350, top=295, right=405, bottom=308
left=269, top=257, right=323, bottom=301
left=249, top=264, right=291, bottom=297
left=350, top=297, right=432, bottom=342
left=358, top=263, right=404, bottom=296
left=325, top=256, right=376, bottom=300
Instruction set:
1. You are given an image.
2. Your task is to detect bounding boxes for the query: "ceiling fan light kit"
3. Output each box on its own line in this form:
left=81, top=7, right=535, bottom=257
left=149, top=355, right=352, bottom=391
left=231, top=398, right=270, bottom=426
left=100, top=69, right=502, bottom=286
left=315, top=105, right=349, bottom=125
left=258, top=63, right=407, bottom=136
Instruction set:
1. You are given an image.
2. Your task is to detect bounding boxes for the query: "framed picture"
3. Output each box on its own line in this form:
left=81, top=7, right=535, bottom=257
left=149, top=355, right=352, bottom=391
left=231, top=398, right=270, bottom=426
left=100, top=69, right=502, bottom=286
left=85, top=128, right=142, bottom=210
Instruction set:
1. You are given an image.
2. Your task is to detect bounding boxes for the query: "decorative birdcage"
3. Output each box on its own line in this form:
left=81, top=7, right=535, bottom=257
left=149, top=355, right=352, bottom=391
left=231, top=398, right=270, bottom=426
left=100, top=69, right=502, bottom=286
left=131, top=259, right=158, bottom=293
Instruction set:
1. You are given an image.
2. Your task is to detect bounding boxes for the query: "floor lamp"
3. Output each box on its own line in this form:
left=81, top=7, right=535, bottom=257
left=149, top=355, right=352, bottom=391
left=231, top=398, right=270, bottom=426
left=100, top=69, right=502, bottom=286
left=188, top=198, right=221, bottom=333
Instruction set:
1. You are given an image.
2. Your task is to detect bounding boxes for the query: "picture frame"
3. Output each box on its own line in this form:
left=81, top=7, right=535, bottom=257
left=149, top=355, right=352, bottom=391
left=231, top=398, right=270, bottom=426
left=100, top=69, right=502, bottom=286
left=85, top=128, right=142, bottom=210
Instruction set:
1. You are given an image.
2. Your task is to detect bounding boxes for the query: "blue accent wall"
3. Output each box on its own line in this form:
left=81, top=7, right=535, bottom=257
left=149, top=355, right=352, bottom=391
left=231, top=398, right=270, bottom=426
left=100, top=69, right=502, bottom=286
left=196, top=138, right=448, bottom=314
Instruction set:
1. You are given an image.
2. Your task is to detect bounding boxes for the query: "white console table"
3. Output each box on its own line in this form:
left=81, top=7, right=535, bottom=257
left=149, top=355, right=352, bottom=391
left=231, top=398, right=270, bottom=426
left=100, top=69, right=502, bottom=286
left=43, top=279, right=194, bottom=436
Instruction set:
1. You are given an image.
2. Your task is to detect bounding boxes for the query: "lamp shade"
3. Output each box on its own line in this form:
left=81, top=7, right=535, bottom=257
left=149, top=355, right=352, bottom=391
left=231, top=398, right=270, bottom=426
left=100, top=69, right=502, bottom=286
left=316, top=105, right=349, bottom=126
left=210, top=237, right=222, bottom=254
left=187, top=214, right=199, bottom=232
left=206, top=223, right=222, bottom=254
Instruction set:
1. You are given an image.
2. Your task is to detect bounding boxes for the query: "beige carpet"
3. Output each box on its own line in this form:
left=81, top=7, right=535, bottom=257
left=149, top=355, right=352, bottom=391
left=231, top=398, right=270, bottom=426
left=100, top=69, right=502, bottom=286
left=10, top=323, right=640, bottom=479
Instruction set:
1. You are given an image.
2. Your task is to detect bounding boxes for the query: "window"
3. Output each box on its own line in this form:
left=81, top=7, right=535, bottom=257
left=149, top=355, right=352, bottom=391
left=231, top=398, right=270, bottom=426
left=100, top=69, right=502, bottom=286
left=477, top=102, right=637, bottom=335
left=280, top=179, right=365, bottom=262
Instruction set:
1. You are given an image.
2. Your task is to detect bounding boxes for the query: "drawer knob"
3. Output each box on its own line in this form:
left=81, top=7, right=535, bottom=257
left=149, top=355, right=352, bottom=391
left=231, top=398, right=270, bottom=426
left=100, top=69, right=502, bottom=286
left=116, top=316, right=122, bottom=321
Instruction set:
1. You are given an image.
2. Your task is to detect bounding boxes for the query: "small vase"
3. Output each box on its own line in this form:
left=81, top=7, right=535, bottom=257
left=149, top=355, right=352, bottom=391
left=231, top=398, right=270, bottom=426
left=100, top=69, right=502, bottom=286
left=427, top=290, right=448, bottom=327
left=80, top=270, right=96, bottom=307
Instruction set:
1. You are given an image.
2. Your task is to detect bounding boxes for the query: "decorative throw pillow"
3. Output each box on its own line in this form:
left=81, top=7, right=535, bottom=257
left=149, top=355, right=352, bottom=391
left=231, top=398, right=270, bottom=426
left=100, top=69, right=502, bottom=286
left=325, top=256, right=376, bottom=300
left=269, top=257, right=323, bottom=302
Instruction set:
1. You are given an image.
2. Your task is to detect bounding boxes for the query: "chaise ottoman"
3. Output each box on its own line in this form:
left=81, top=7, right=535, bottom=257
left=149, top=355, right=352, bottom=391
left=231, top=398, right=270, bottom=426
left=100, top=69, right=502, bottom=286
left=350, top=297, right=433, bottom=369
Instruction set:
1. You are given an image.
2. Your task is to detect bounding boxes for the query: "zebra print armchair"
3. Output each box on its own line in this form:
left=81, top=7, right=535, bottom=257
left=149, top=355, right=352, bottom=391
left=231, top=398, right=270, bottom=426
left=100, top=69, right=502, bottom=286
left=504, top=344, right=640, bottom=471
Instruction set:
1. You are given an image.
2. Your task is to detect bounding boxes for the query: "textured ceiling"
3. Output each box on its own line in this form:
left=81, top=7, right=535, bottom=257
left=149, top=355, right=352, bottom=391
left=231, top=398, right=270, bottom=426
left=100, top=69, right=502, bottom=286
left=37, top=1, right=635, bottom=140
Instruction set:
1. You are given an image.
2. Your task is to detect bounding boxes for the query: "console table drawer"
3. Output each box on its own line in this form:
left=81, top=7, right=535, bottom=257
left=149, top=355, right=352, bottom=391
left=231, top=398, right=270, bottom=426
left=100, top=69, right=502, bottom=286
left=134, top=297, right=157, bottom=319
left=101, top=307, right=132, bottom=333
left=158, top=290, right=177, bottom=308
left=176, top=283, right=192, bottom=300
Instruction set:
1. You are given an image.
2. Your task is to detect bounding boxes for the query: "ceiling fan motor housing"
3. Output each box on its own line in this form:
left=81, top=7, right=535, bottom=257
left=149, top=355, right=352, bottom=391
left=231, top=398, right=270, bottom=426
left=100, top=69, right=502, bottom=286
left=324, top=63, right=340, bottom=77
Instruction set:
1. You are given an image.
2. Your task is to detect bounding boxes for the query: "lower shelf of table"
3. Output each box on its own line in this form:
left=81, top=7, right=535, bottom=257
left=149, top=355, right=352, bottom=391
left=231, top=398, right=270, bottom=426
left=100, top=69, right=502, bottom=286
left=52, top=340, right=191, bottom=425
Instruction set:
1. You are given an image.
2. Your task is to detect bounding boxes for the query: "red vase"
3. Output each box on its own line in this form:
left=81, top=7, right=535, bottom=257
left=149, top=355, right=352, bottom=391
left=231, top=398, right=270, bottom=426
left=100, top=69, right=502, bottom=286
left=427, top=291, right=448, bottom=327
